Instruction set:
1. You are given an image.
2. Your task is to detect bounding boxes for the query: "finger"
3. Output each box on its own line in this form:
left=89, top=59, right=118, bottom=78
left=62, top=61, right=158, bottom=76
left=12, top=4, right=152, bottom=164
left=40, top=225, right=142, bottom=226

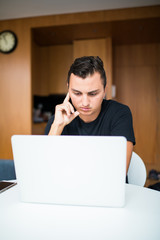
left=69, top=111, right=79, bottom=121
left=65, top=104, right=72, bottom=116
left=64, top=95, right=75, bottom=114
left=63, top=102, right=77, bottom=117
left=62, top=103, right=73, bottom=116
left=63, top=92, right=70, bottom=103
left=68, top=102, right=75, bottom=114
left=56, top=102, right=73, bottom=116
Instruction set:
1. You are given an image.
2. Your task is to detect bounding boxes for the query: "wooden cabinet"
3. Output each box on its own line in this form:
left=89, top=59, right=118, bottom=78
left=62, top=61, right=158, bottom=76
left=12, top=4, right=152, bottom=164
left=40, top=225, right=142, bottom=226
left=114, top=44, right=160, bottom=173
left=32, top=123, right=47, bottom=135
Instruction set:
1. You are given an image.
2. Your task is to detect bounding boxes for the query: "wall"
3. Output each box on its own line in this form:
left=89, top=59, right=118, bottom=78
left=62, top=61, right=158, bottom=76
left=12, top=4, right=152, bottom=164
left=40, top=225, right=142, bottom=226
left=0, top=23, right=31, bottom=159
left=73, top=38, right=112, bottom=99
left=32, top=44, right=73, bottom=96
left=0, top=6, right=159, bottom=160
left=114, top=43, right=160, bottom=172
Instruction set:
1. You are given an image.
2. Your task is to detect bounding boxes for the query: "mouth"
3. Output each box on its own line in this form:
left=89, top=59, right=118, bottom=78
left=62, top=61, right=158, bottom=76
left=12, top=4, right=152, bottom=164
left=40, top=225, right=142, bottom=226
left=80, top=107, right=91, bottom=112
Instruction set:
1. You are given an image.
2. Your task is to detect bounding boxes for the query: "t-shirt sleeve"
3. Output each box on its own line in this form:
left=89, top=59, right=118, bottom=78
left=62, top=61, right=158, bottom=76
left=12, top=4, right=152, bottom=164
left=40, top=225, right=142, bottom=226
left=110, top=105, right=135, bottom=145
left=44, top=115, right=54, bottom=135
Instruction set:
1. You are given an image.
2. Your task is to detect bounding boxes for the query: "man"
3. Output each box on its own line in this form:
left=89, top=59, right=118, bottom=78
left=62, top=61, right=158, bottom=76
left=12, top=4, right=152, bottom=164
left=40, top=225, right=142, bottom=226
left=45, top=56, right=135, bottom=173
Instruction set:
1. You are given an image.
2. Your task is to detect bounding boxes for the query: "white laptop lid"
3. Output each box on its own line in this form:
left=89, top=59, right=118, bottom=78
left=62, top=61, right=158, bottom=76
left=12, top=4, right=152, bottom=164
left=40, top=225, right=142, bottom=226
left=11, top=135, right=127, bottom=207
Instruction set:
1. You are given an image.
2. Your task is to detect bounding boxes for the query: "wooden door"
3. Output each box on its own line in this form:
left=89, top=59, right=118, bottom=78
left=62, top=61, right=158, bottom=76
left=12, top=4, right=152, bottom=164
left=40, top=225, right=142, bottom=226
left=114, top=44, right=160, bottom=172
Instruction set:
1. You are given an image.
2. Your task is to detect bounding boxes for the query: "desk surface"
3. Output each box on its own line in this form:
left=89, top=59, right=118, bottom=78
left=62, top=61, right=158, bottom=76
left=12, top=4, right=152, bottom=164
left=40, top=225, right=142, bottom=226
left=0, top=184, right=160, bottom=240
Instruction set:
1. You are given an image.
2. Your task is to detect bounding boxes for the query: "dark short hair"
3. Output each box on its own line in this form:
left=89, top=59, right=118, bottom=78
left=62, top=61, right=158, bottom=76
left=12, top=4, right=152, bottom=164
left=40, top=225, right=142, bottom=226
left=67, top=56, right=107, bottom=88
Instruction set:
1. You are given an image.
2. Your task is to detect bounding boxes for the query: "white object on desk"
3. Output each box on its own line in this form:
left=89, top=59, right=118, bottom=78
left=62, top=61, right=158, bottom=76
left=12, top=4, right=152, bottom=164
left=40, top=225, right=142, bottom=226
left=0, top=184, right=160, bottom=240
left=11, top=135, right=127, bottom=207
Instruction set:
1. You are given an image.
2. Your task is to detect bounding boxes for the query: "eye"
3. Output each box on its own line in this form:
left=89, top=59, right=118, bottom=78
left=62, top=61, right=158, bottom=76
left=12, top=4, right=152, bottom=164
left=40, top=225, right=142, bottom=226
left=88, top=92, right=98, bottom=96
left=73, top=92, right=81, bottom=96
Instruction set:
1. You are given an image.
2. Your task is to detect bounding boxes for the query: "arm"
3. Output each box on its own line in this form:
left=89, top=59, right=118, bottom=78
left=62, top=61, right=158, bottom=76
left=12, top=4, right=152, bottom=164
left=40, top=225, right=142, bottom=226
left=109, top=103, right=135, bottom=174
left=49, top=93, right=79, bottom=135
left=126, top=141, right=133, bottom=174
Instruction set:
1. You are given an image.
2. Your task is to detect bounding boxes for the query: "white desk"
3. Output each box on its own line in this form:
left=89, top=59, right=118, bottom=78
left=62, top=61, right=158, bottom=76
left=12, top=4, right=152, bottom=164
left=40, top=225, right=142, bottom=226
left=0, top=184, right=160, bottom=240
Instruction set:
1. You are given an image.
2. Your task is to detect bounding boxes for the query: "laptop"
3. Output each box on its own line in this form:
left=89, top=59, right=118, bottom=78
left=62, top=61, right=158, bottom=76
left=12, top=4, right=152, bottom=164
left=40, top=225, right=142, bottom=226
left=11, top=135, right=127, bottom=207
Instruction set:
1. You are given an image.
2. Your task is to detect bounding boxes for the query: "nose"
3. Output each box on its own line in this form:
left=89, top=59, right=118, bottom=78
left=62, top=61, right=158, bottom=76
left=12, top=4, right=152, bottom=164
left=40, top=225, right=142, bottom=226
left=81, top=94, right=90, bottom=107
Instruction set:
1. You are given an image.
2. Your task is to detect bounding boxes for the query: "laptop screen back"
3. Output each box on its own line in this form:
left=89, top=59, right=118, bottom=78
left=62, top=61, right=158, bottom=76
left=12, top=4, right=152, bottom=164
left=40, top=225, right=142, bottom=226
left=11, top=135, right=127, bottom=207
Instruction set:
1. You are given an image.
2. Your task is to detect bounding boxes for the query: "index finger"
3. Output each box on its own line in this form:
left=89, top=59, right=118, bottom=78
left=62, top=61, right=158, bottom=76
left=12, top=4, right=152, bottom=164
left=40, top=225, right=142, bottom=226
left=63, top=92, right=70, bottom=103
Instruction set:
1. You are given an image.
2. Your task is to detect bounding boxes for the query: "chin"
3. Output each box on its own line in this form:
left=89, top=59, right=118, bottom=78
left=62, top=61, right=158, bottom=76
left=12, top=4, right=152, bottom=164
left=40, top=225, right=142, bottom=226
left=79, top=112, right=92, bottom=118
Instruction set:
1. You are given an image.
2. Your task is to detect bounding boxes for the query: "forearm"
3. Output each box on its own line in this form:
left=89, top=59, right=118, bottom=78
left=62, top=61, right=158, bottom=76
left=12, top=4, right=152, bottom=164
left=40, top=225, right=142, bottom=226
left=48, top=122, right=65, bottom=135
left=126, top=141, right=133, bottom=174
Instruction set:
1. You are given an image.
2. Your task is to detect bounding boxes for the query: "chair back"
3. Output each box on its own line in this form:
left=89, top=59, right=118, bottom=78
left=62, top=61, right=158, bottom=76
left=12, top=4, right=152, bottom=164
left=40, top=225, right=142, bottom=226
left=0, top=159, right=16, bottom=181
left=127, top=152, right=146, bottom=187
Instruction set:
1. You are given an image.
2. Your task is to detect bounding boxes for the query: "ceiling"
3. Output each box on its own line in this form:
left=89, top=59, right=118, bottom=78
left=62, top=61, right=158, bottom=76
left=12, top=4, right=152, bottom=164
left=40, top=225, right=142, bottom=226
left=1, top=1, right=160, bottom=47
left=0, top=0, right=160, bottom=21
left=32, top=18, right=160, bottom=46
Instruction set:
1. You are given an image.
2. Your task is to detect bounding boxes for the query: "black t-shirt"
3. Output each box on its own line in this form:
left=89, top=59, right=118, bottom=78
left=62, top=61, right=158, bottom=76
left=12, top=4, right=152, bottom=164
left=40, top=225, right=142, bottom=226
left=45, top=99, right=135, bottom=145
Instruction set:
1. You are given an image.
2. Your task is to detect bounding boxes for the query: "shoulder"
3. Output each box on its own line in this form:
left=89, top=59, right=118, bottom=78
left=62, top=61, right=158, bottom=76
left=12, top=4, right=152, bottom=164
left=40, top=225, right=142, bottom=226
left=102, top=99, right=131, bottom=113
left=101, top=99, right=133, bottom=124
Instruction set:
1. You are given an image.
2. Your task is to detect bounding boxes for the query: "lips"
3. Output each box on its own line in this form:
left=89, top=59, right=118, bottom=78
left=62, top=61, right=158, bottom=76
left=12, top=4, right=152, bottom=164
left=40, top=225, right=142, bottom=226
left=80, top=107, right=91, bottom=112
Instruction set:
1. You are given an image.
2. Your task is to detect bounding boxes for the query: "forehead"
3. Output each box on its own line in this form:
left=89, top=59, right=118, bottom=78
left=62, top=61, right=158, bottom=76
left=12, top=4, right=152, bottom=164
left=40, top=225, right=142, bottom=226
left=69, top=72, right=104, bottom=90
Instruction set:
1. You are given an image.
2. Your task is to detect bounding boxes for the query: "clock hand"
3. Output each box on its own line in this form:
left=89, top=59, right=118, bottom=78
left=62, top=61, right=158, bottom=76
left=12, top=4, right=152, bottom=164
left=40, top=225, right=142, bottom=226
left=2, top=34, right=8, bottom=44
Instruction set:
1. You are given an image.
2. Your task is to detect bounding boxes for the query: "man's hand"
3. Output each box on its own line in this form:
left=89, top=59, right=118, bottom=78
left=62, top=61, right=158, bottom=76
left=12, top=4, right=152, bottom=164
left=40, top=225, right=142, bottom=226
left=49, top=93, right=79, bottom=135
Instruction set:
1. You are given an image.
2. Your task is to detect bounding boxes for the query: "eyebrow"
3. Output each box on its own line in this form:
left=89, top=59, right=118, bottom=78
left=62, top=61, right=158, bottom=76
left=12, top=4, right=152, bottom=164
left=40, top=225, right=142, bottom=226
left=88, top=90, right=100, bottom=94
left=71, top=88, right=100, bottom=94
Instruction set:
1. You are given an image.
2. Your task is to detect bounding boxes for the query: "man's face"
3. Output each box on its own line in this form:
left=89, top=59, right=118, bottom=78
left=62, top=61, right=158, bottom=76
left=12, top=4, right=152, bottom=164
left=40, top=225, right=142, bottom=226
left=68, top=72, right=106, bottom=122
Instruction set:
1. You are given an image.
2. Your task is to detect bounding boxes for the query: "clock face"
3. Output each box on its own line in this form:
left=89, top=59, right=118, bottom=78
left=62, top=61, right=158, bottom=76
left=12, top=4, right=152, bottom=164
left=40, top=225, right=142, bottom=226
left=0, top=30, right=18, bottom=54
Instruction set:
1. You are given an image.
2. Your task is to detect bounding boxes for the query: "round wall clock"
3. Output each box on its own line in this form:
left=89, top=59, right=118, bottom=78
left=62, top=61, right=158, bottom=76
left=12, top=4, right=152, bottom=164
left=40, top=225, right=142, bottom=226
left=0, top=30, right=18, bottom=54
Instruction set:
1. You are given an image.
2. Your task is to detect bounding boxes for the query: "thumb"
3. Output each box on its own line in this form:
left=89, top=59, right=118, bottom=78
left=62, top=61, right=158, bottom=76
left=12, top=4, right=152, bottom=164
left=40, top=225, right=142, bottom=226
left=70, top=111, right=79, bottom=122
